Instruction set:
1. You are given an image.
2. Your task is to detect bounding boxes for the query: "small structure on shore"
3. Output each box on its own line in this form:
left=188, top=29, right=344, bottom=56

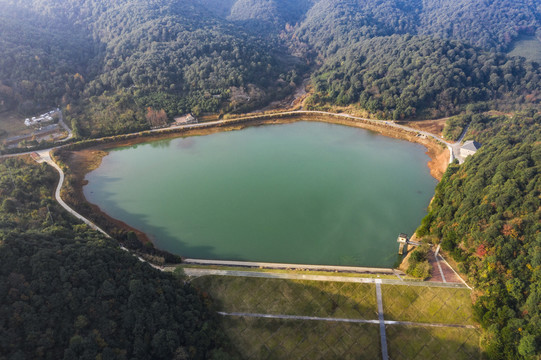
left=174, top=113, right=197, bottom=125
left=397, top=233, right=421, bottom=255
left=460, top=140, right=481, bottom=158
left=397, top=233, right=409, bottom=255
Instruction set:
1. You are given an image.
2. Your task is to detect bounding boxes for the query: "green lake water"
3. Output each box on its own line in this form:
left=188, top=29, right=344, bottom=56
left=84, top=121, right=437, bottom=267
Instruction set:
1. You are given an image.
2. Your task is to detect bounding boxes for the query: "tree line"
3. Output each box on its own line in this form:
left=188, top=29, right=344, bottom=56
left=0, top=157, right=238, bottom=359
left=416, top=111, right=540, bottom=359
left=308, top=35, right=541, bottom=119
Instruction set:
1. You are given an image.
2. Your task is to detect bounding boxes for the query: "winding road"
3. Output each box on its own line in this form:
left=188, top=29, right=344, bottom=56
left=2, top=109, right=464, bottom=162
left=34, top=149, right=110, bottom=237
left=221, top=110, right=462, bottom=163
left=1, top=109, right=472, bottom=278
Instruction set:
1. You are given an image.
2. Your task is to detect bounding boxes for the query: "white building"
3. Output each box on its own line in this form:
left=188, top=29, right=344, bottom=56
left=24, top=110, right=57, bottom=127
left=460, top=140, right=482, bottom=158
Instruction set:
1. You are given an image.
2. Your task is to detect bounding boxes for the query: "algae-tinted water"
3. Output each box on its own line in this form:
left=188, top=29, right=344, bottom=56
left=84, top=121, right=437, bottom=267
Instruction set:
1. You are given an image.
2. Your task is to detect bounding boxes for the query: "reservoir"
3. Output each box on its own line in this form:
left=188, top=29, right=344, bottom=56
left=84, top=121, right=437, bottom=267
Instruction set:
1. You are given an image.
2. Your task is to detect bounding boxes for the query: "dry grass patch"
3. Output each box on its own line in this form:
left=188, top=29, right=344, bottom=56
left=0, top=111, right=32, bottom=139
left=382, top=285, right=474, bottom=325
left=192, top=276, right=378, bottom=319
left=221, top=317, right=381, bottom=360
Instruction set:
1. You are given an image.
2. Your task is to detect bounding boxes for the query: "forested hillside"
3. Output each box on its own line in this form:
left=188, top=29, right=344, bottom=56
left=0, top=4, right=95, bottom=115
left=294, top=0, right=419, bottom=57
left=417, top=111, right=541, bottom=359
left=0, top=157, right=236, bottom=359
left=309, top=35, right=541, bottom=119
left=292, top=0, right=541, bottom=58
left=1, top=1, right=541, bottom=358
left=419, top=0, right=541, bottom=51
left=0, top=0, right=303, bottom=136
left=227, top=0, right=313, bottom=31
left=2, top=0, right=541, bottom=133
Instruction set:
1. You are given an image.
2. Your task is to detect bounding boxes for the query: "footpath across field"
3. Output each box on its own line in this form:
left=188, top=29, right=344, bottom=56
left=190, top=270, right=481, bottom=360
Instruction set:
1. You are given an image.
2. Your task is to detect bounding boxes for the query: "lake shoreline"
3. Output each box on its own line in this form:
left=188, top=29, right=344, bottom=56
left=58, top=115, right=448, bottom=253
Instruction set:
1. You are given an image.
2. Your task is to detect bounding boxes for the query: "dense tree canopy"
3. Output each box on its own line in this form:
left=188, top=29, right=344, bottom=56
left=1, top=1, right=541, bottom=358
left=295, top=0, right=419, bottom=57
left=0, top=158, right=236, bottom=359
left=309, top=35, right=541, bottom=118
left=0, top=4, right=95, bottom=115
left=0, top=0, right=303, bottom=136
left=418, top=0, right=541, bottom=51
left=417, top=112, right=541, bottom=359
left=2, top=0, right=541, bottom=134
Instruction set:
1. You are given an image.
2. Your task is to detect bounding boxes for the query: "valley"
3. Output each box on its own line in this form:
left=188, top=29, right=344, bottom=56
left=0, top=1, right=540, bottom=359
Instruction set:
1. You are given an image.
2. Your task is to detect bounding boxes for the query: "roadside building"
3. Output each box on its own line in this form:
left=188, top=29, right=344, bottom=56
left=460, top=140, right=482, bottom=158
left=24, top=110, right=57, bottom=127
left=174, top=113, right=198, bottom=125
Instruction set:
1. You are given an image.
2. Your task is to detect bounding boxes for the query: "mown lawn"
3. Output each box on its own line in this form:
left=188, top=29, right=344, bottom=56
left=193, top=276, right=378, bottom=319
left=192, top=275, right=480, bottom=360
left=221, top=317, right=381, bottom=360
left=381, top=285, right=475, bottom=325
left=386, top=325, right=481, bottom=360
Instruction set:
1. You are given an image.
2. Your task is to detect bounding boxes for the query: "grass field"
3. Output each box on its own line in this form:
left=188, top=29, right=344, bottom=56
left=222, top=317, right=381, bottom=359
left=508, top=35, right=541, bottom=62
left=192, top=275, right=481, bottom=359
left=194, top=276, right=378, bottom=319
left=0, top=111, right=32, bottom=139
left=381, top=285, right=475, bottom=325
left=386, top=325, right=481, bottom=360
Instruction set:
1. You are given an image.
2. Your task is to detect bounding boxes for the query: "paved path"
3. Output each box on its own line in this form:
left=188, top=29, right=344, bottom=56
left=182, top=268, right=468, bottom=288
left=57, top=111, right=73, bottom=142
left=427, top=246, right=471, bottom=288
left=375, top=280, right=389, bottom=360
left=2, top=109, right=465, bottom=163
left=32, top=150, right=167, bottom=273
left=2, top=109, right=472, bottom=287
left=34, top=150, right=165, bottom=272
left=449, top=124, right=470, bottom=164
left=35, top=150, right=110, bottom=237
left=222, top=110, right=466, bottom=164
left=217, top=312, right=477, bottom=329
left=183, top=258, right=399, bottom=275
left=433, top=245, right=447, bottom=283
left=438, top=253, right=472, bottom=289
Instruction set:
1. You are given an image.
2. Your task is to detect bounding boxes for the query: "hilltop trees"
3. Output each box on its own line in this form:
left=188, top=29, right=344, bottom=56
left=1, top=0, right=303, bottom=136
left=2, top=0, right=541, bottom=133
left=417, top=111, right=541, bottom=358
left=308, top=35, right=541, bottom=118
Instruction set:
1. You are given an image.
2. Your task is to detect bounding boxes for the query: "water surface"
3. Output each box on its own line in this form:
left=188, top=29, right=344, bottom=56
left=84, top=121, right=437, bottom=267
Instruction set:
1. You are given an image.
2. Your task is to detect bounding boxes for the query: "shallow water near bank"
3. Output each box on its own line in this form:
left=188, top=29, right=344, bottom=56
left=84, top=121, right=437, bottom=267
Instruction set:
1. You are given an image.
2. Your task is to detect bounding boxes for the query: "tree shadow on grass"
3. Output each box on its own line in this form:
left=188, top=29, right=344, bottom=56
left=192, top=276, right=483, bottom=360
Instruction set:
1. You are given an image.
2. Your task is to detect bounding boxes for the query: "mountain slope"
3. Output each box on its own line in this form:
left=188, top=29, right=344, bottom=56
left=417, top=112, right=541, bottom=359
left=0, top=0, right=301, bottom=136
left=309, top=35, right=541, bottom=118
left=420, top=0, right=541, bottom=51
left=0, top=3, right=96, bottom=114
